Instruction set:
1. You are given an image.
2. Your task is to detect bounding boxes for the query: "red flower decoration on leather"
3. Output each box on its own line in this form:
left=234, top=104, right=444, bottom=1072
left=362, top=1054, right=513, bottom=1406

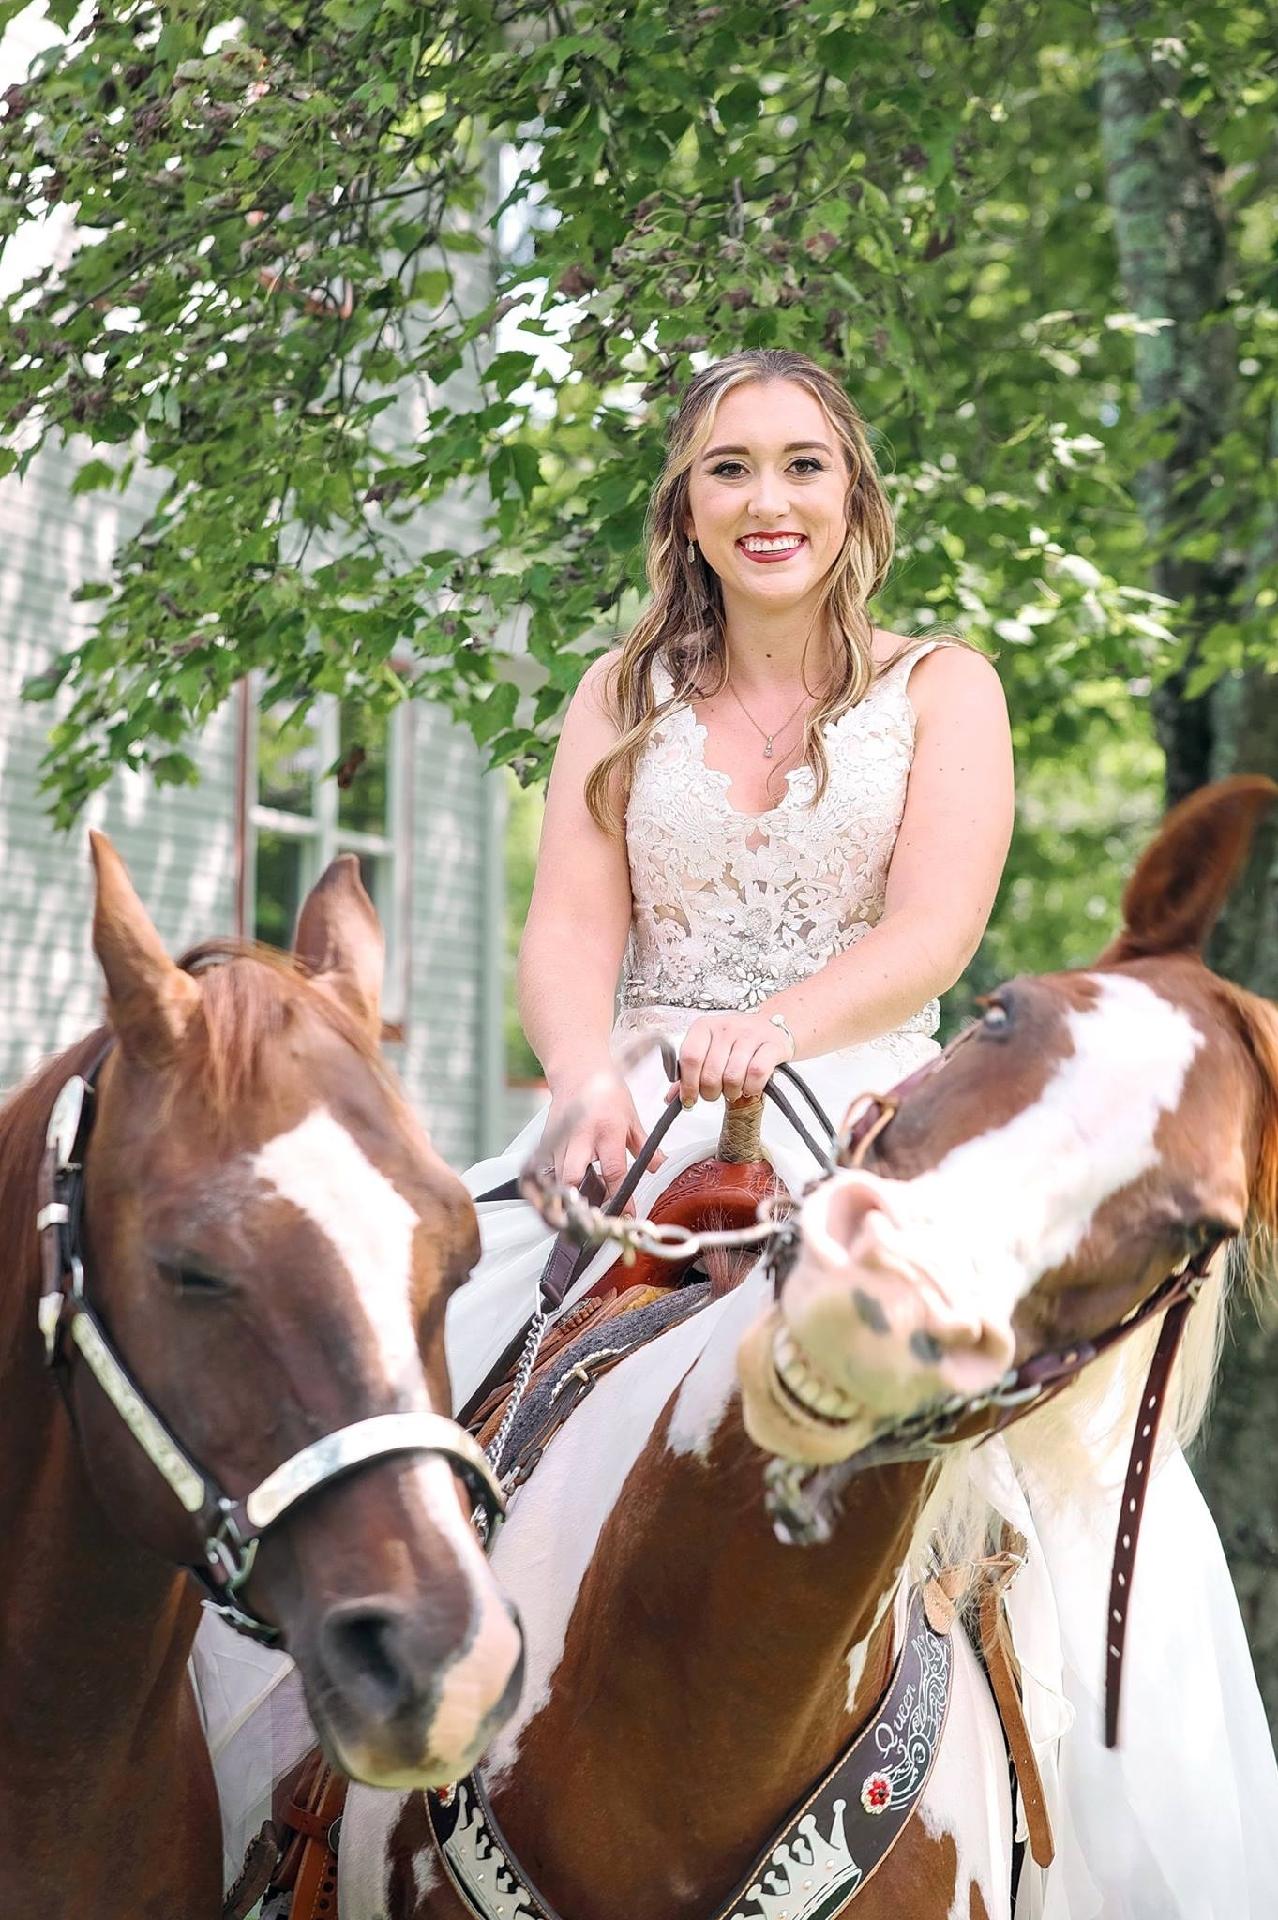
left=861, top=1772, right=892, bottom=1814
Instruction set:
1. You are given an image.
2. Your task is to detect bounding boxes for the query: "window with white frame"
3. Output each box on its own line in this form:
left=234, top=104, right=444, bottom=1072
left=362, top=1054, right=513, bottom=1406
left=246, top=689, right=411, bottom=1029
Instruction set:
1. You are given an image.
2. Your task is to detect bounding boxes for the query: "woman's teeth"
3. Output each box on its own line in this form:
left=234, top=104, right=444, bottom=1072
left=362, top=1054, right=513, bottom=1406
left=739, top=534, right=805, bottom=554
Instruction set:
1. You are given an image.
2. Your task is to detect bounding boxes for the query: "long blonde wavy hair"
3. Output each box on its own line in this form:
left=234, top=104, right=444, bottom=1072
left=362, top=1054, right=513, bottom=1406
left=584, top=350, right=901, bottom=832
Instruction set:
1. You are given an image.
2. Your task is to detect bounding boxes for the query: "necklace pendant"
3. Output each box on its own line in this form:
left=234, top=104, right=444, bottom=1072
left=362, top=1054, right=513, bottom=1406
left=763, top=737, right=774, bottom=758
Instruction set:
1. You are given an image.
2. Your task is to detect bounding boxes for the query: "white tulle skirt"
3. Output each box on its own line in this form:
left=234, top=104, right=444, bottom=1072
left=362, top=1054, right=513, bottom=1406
left=195, top=1015, right=1278, bottom=1915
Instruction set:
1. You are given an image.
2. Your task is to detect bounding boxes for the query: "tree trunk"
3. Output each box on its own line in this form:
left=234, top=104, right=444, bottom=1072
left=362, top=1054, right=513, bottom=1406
left=1099, top=2, right=1278, bottom=1739
left=1196, top=395, right=1278, bottom=1730
left=1097, top=1, right=1233, bottom=804
left=1210, top=670, right=1278, bottom=998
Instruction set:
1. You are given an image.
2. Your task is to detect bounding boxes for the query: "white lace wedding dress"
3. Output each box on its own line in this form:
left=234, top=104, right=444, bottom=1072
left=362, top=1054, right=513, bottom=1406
left=198, top=641, right=1278, bottom=1915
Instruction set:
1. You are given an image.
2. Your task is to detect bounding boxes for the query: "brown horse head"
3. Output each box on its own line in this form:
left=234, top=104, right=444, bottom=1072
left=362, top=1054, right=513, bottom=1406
left=740, top=776, right=1278, bottom=1464
left=70, top=834, right=522, bottom=1783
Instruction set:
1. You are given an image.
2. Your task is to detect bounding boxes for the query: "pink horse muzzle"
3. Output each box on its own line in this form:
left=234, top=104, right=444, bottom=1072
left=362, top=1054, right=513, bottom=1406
left=738, top=1170, right=1015, bottom=1466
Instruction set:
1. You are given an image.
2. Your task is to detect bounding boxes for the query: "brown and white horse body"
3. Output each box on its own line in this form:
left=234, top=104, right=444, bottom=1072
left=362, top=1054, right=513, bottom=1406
left=341, top=1272, right=1014, bottom=1920
left=339, top=777, right=1278, bottom=1920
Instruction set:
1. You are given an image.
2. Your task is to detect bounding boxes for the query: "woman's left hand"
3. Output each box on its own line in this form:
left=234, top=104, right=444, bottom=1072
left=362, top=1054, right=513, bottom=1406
left=676, top=1009, right=795, bottom=1107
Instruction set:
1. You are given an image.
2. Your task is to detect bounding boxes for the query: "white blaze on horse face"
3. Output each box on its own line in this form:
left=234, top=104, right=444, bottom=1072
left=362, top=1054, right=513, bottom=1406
left=814, top=973, right=1204, bottom=1334
left=252, top=1108, right=522, bottom=1784
left=251, top=1106, right=425, bottom=1404
left=336, top=1456, right=523, bottom=1787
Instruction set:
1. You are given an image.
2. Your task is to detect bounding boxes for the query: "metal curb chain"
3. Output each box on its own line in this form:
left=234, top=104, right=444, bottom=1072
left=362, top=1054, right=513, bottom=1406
left=519, top=1165, right=793, bottom=1267
left=483, top=1307, right=550, bottom=1484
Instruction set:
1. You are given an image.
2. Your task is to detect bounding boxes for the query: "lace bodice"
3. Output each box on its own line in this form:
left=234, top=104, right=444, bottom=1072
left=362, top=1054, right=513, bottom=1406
left=619, top=642, right=946, bottom=1044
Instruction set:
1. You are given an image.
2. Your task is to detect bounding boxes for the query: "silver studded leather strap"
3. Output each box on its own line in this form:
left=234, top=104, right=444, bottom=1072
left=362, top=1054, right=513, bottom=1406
left=240, top=1412, right=505, bottom=1534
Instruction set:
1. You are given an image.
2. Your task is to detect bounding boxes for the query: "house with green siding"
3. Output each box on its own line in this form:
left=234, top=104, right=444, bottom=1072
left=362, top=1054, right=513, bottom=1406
left=0, top=426, right=511, bottom=1168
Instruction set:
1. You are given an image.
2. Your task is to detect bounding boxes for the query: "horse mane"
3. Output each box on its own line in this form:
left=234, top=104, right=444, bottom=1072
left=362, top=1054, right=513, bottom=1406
left=0, top=941, right=392, bottom=1328
left=1217, top=981, right=1278, bottom=1252
left=175, top=939, right=392, bottom=1127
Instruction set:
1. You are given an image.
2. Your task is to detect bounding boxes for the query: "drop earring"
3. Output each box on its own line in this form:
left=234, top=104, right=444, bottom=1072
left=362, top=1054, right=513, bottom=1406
left=686, top=534, right=709, bottom=613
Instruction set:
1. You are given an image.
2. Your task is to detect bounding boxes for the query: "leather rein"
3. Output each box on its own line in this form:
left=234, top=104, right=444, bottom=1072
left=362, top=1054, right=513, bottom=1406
left=35, top=1044, right=507, bottom=1644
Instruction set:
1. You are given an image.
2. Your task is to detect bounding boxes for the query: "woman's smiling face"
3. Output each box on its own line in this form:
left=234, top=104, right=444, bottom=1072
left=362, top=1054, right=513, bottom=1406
left=684, top=379, right=851, bottom=615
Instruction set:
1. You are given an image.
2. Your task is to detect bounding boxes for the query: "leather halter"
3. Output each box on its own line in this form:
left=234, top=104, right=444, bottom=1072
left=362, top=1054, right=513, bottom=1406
left=35, top=1047, right=506, bottom=1642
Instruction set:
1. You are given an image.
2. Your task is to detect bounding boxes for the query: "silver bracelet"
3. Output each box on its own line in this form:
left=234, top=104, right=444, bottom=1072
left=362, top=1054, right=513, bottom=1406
left=768, top=1011, right=797, bottom=1060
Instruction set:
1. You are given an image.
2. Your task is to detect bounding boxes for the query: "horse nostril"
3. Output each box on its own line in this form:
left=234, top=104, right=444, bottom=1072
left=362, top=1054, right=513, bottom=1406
left=319, top=1600, right=427, bottom=1721
left=811, top=1171, right=896, bottom=1261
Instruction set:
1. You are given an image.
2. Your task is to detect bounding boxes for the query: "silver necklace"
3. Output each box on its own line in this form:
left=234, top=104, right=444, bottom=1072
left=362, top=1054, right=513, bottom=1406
left=725, top=678, right=811, bottom=759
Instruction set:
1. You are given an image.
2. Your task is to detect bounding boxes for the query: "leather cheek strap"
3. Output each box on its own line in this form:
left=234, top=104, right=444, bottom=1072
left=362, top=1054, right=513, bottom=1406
left=1103, top=1294, right=1192, bottom=1749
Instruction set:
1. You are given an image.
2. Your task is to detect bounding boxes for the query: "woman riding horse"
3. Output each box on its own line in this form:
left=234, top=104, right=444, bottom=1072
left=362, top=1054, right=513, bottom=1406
left=444, top=351, right=1278, bottom=1916
left=201, top=350, right=1277, bottom=1916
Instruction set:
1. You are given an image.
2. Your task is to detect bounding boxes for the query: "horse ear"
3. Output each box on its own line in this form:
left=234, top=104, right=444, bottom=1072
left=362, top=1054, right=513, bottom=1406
left=293, top=854, right=384, bottom=1041
left=90, top=831, right=200, bottom=1065
left=1100, top=775, right=1278, bottom=964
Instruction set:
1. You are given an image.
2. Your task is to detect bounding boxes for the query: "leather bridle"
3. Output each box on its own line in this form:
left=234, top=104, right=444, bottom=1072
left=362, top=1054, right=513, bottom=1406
left=36, top=1045, right=507, bottom=1644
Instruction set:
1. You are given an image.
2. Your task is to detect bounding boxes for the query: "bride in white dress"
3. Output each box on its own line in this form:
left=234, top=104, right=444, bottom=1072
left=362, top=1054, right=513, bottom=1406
left=452, top=349, right=1014, bottom=1398
left=200, top=349, right=1278, bottom=1914
left=446, top=350, right=1278, bottom=1917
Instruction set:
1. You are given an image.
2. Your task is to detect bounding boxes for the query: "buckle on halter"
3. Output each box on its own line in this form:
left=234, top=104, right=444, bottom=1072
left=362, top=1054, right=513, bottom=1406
left=206, top=1501, right=259, bottom=1595
left=989, top=1378, right=1045, bottom=1410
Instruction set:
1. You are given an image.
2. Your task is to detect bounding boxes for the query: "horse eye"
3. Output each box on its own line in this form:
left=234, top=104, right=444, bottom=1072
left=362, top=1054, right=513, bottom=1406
left=1187, top=1219, right=1230, bottom=1257
left=981, top=998, right=1012, bottom=1033
left=161, top=1262, right=231, bottom=1299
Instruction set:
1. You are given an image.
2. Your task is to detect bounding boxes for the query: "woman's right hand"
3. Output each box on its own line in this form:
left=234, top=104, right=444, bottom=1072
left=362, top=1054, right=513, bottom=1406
left=542, top=1070, right=662, bottom=1211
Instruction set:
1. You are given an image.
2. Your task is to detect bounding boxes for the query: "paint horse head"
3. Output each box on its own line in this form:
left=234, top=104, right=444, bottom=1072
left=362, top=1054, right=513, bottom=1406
left=741, top=776, right=1278, bottom=1474
left=9, top=838, right=523, bottom=1794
